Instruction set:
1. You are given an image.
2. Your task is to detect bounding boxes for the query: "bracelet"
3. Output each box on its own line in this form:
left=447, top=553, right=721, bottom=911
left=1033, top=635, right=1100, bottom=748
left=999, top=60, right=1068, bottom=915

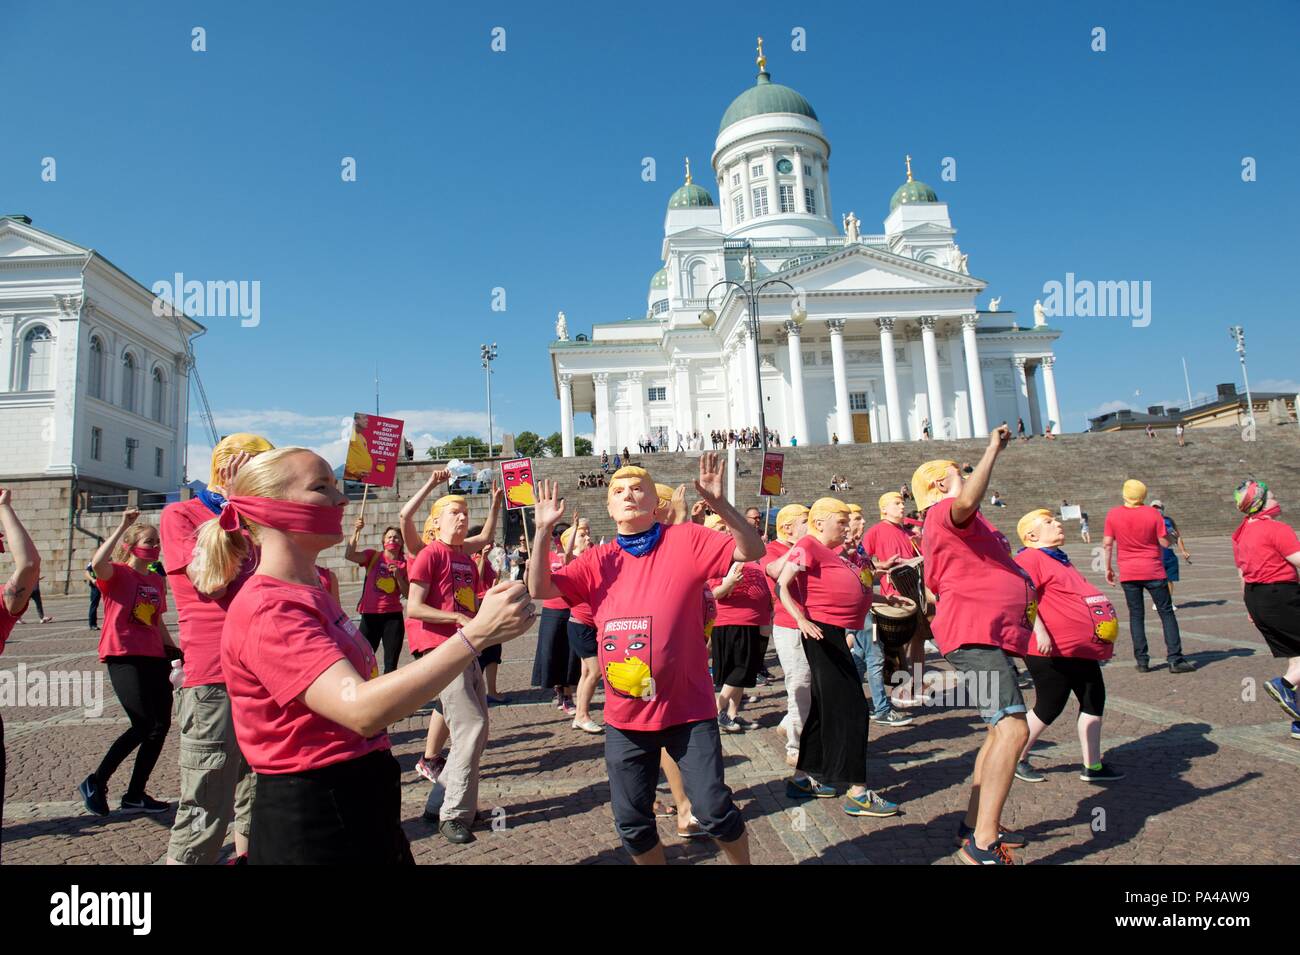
left=455, top=627, right=478, bottom=657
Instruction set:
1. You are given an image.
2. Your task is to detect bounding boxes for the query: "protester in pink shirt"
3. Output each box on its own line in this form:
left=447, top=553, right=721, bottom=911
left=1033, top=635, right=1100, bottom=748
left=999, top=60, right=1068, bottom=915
left=704, top=514, right=772, bottom=733
left=79, top=508, right=176, bottom=817
left=761, top=504, right=810, bottom=768
left=0, top=487, right=40, bottom=863
left=912, top=425, right=1034, bottom=865
left=194, top=447, right=531, bottom=864
left=345, top=518, right=408, bottom=674
left=1101, top=479, right=1192, bottom=673
left=528, top=456, right=764, bottom=865
left=1013, top=509, right=1125, bottom=785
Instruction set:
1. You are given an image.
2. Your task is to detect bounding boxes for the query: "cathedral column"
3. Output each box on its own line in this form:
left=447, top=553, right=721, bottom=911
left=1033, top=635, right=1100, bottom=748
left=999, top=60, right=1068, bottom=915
left=1012, top=358, right=1033, bottom=435
left=784, top=320, right=809, bottom=445
left=828, top=319, right=853, bottom=444
left=877, top=317, right=904, bottom=442
left=673, top=359, right=693, bottom=437
left=1041, top=356, right=1063, bottom=435
left=920, top=316, right=946, bottom=439
left=741, top=326, right=761, bottom=427
left=961, top=314, right=990, bottom=437
left=740, top=152, right=752, bottom=222
left=593, top=372, right=611, bottom=453
left=626, top=371, right=647, bottom=446
left=949, top=327, right=972, bottom=438
left=794, top=147, right=808, bottom=213
left=820, top=158, right=832, bottom=221
left=559, top=373, right=575, bottom=457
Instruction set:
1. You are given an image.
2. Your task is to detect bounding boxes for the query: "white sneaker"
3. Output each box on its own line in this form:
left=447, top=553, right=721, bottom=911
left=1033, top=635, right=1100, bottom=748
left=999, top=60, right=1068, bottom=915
left=572, top=716, right=604, bottom=734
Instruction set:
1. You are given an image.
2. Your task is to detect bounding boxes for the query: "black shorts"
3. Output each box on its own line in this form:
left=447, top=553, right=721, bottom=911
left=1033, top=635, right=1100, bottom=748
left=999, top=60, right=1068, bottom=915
left=711, top=625, right=761, bottom=689
left=1023, top=655, right=1106, bottom=722
left=567, top=619, right=598, bottom=659
left=1244, top=582, right=1300, bottom=657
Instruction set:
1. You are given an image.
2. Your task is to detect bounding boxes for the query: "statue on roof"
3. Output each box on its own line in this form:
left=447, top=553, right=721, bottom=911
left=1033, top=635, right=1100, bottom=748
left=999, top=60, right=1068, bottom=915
left=989, top=296, right=1001, bottom=312
left=842, top=211, right=861, bottom=243
left=556, top=310, right=569, bottom=341
left=1033, top=299, right=1046, bottom=326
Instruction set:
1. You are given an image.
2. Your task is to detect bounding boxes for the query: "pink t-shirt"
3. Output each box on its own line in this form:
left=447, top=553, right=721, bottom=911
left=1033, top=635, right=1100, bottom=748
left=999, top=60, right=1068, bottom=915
left=96, top=563, right=168, bottom=662
left=550, top=522, right=735, bottom=731
left=708, top=563, right=773, bottom=627
left=222, top=575, right=387, bottom=775
left=787, top=535, right=870, bottom=629
left=1232, top=511, right=1300, bottom=584
left=1014, top=549, right=1116, bottom=661
left=161, top=497, right=258, bottom=687
left=922, top=498, right=1035, bottom=657
left=863, top=521, right=918, bottom=597
left=0, top=600, right=19, bottom=655
left=542, top=547, right=570, bottom=611
left=356, top=548, right=406, bottom=614
left=1103, top=505, right=1168, bottom=582
left=407, top=540, right=479, bottom=652
left=760, top=540, right=805, bottom=630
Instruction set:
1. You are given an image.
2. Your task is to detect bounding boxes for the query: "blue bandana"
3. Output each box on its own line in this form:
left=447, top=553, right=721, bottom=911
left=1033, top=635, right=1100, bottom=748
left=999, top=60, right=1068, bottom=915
left=1039, top=546, right=1072, bottom=565
left=197, top=487, right=227, bottom=515
left=616, top=522, right=663, bottom=558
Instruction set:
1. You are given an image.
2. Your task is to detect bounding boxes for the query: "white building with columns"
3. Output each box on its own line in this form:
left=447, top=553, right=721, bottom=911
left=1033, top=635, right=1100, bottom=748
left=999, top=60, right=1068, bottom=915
left=0, top=214, right=199, bottom=493
left=550, top=47, right=1063, bottom=456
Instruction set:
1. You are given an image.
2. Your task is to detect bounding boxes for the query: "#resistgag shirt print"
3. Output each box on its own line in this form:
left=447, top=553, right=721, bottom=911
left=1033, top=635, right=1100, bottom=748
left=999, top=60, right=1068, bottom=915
left=131, top=581, right=162, bottom=628
left=451, top=561, right=477, bottom=616
left=601, top=615, right=654, bottom=700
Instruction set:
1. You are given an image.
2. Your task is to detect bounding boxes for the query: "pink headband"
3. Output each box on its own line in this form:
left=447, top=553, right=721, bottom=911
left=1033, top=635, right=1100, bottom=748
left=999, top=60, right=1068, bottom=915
left=218, top=496, right=344, bottom=535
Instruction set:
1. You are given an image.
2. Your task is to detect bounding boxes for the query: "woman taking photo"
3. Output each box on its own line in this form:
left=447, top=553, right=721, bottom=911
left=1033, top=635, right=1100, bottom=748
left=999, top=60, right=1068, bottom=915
left=345, top=518, right=409, bottom=674
left=195, top=447, right=533, bottom=864
left=78, top=508, right=176, bottom=815
left=772, top=498, right=901, bottom=818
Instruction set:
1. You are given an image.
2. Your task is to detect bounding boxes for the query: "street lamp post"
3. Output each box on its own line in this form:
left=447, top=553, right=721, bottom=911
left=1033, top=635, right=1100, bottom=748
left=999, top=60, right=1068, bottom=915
left=699, top=242, right=806, bottom=459
left=480, top=342, right=498, bottom=459
left=1228, top=326, right=1256, bottom=433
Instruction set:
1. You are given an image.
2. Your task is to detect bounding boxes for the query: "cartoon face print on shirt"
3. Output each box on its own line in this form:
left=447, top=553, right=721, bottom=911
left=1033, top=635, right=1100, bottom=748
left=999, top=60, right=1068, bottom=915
left=452, top=561, right=477, bottom=615
left=1087, top=594, right=1119, bottom=643
left=131, top=582, right=163, bottom=629
left=702, top=589, right=717, bottom=643
left=601, top=616, right=653, bottom=699
left=372, top=556, right=399, bottom=596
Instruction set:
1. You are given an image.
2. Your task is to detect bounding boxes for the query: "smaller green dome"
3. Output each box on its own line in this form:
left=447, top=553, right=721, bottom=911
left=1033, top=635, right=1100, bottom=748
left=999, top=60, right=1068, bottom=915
left=668, top=182, right=715, bottom=209
left=890, top=179, right=938, bottom=212
left=650, top=268, right=668, bottom=290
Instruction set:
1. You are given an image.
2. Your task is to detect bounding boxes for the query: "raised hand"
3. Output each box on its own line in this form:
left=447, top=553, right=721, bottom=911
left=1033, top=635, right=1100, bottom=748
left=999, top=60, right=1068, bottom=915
left=121, top=507, right=141, bottom=528
left=490, top=481, right=503, bottom=511
left=0, top=488, right=11, bottom=508
left=354, top=516, right=365, bottom=531
left=217, top=451, right=252, bottom=493
left=534, top=479, right=567, bottom=527
left=989, top=423, right=1011, bottom=452
left=695, top=452, right=726, bottom=505
left=428, top=468, right=451, bottom=487
left=467, top=581, right=536, bottom=647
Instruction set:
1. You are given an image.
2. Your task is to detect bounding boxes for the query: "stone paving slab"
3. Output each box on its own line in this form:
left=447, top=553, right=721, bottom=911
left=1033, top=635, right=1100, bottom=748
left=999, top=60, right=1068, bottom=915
left=2, top=537, right=1297, bottom=864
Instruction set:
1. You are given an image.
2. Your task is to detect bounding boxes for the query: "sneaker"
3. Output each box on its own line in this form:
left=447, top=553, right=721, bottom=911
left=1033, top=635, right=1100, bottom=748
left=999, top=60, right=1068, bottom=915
left=843, top=790, right=900, bottom=817
left=571, top=716, right=604, bottom=734
left=924, top=640, right=938, bottom=654
left=1290, top=721, right=1300, bottom=740
left=754, top=672, right=768, bottom=687
left=1264, top=677, right=1300, bottom=721
left=955, top=820, right=1029, bottom=849
left=758, top=668, right=774, bottom=683
left=560, top=695, right=577, bottom=715
left=786, top=776, right=836, bottom=799
left=718, top=712, right=742, bottom=734
left=1135, top=663, right=1151, bottom=673
left=1015, top=760, right=1045, bottom=783
left=78, top=774, right=109, bottom=816
left=439, top=819, right=475, bottom=844
left=731, top=715, right=754, bottom=730
left=40, top=616, right=53, bottom=623
left=553, top=689, right=566, bottom=710
left=120, top=793, right=170, bottom=813
left=224, top=852, right=249, bottom=865
left=870, top=709, right=914, bottom=727
left=486, top=694, right=510, bottom=705
left=1080, top=762, right=1126, bottom=782
left=957, top=837, right=1016, bottom=865
left=1168, top=660, right=1196, bottom=674
left=1015, top=670, right=1034, bottom=690
left=415, top=754, right=446, bottom=784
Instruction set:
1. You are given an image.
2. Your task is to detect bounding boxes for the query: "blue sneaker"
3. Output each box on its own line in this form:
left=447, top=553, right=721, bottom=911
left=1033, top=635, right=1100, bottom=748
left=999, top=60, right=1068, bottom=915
left=955, top=819, right=1028, bottom=848
left=786, top=776, right=836, bottom=799
left=1265, top=678, right=1300, bottom=721
left=957, top=838, right=1016, bottom=865
left=843, top=790, right=900, bottom=817
left=78, top=774, right=109, bottom=816
left=1291, top=721, right=1300, bottom=740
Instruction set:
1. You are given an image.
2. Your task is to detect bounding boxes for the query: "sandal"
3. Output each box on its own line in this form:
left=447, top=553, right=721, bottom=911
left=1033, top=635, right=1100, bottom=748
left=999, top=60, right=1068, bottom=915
left=676, top=813, right=708, bottom=839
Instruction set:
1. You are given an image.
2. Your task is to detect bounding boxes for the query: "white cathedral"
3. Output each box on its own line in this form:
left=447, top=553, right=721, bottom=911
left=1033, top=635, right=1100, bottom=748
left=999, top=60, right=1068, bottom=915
left=549, top=43, right=1064, bottom=456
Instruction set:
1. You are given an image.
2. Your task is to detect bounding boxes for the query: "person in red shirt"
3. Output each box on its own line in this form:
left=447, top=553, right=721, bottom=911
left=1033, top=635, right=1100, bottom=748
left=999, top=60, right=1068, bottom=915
left=705, top=514, right=772, bottom=733
left=1102, top=479, right=1193, bottom=673
left=467, top=523, right=507, bottom=703
left=762, top=504, right=810, bottom=767
left=344, top=518, right=409, bottom=674
left=0, top=488, right=41, bottom=863
left=78, top=508, right=176, bottom=816
left=862, top=491, right=922, bottom=720
left=1013, top=509, right=1124, bottom=784
left=560, top=518, right=604, bottom=733
left=194, top=447, right=532, bottom=864
left=771, top=498, right=901, bottom=818
left=912, top=425, right=1035, bottom=865
left=531, top=520, right=581, bottom=716
left=528, top=457, right=765, bottom=864
left=1231, top=480, right=1300, bottom=727
left=162, top=432, right=273, bottom=866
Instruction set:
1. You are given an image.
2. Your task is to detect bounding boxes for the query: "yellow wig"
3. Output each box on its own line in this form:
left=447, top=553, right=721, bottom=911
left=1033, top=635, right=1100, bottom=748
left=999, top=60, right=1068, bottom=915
left=703, top=514, right=726, bottom=532
left=878, top=491, right=903, bottom=518
left=1123, top=479, right=1147, bottom=506
left=423, top=494, right=468, bottom=540
left=608, top=466, right=654, bottom=501
left=1017, top=508, right=1053, bottom=546
left=809, top=497, right=850, bottom=526
left=775, top=504, right=809, bottom=543
left=209, top=433, right=274, bottom=488
left=911, top=459, right=957, bottom=512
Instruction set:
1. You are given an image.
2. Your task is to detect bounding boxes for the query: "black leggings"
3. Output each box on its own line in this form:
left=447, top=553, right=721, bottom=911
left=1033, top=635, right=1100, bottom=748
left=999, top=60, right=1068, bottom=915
left=1024, top=656, right=1106, bottom=724
left=359, top=612, right=405, bottom=674
left=97, top=656, right=173, bottom=798
left=31, top=586, right=44, bottom=618
left=800, top=622, right=869, bottom=785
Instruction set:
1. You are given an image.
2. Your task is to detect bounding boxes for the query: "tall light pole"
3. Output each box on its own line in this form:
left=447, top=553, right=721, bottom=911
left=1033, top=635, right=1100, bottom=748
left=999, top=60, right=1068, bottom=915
left=480, top=342, right=498, bottom=459
left=699, top=241, right=806, bottom=458
left=1229, top=325, right=1255, bottom=431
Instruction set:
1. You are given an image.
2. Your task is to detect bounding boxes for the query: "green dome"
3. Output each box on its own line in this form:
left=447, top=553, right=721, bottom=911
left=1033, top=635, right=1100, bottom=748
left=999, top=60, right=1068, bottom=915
left=719, top=72, right=817, bottom=133
left=890, top=178, right=938, bottom=211
left=650, top=268, right=668, bottom=290
left=668, top=182, right=715, bottom=209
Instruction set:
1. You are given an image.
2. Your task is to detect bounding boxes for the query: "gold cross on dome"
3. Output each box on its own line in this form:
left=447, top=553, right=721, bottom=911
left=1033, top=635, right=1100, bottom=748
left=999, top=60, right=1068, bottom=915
left=685, top=157, right=692, bottom=184
left=756, top=36, right=766, bottom=71
left=905, top=154, right=914, bottom=182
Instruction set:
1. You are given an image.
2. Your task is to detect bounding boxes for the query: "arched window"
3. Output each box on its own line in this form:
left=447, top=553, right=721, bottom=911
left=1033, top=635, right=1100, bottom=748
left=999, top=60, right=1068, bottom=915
left=20, top=326, right=54, bottom=391
left=121, top=352, right=137, bottom=412
left=687, top=260, right=710, bottom=299
left=88, top=335, right=105, bottom=398
left=151, top=367, right=166, bottom=423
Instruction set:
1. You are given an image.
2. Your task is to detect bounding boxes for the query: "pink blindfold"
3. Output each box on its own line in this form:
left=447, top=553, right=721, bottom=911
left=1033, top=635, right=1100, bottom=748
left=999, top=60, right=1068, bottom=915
left=218, top=496, right=345, bottom=536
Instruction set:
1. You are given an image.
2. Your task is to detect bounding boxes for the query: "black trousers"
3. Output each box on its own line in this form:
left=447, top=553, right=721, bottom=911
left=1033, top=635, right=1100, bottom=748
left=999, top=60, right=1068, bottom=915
left=88, top=583, right=100, bottom=627
left=359, top=612, right=405, bottom=674
left=799, top=622, right=869, bottom=785
left=1023, top=655, right=1106, bottom=723
left=250, top=749, right=414, bottom=865
left=97, top=656, right=173, bottom=798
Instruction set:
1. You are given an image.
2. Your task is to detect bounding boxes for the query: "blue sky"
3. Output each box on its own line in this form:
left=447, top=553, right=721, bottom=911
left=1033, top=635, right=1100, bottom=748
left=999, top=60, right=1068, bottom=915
left=4, top=1, right=1297, bottom=471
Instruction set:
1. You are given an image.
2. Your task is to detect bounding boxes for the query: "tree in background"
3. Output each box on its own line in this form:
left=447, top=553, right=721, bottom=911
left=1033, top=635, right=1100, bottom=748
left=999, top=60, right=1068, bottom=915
left=542, top=432, right=592, bottom=457
left=514, top=431, right=547, bottom=458
left=425, top=435, right=501, bottom=460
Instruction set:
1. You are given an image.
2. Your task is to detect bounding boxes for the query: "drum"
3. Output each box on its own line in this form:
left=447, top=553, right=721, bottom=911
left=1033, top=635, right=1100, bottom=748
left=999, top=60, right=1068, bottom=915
left=871, top=597, right=918, bottom=650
